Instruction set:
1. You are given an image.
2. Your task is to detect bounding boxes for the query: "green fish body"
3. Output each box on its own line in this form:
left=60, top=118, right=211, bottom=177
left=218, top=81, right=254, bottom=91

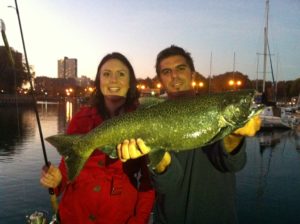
left=46, top=89, right=263, bottom=181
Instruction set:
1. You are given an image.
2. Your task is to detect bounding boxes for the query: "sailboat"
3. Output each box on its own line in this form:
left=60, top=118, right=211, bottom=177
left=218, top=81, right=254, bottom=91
left=258, top=0, right=299, bottom=130
left=260, top=105, right=299, bottom=129
left=296, top=94, right=300, bottom=114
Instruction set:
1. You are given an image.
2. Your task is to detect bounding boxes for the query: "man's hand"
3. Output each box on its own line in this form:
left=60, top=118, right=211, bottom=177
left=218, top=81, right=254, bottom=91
left=40, top=164, right=62, bottom=189
left=224, top=115, right=262, bottom=153
left=117, top=138, right=151, bottom=162
left=234, top=115, right=262, bottom=137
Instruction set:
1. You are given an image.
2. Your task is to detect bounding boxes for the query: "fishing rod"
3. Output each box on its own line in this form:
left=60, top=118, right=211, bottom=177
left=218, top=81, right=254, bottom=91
left=3, top=0, right=58, bottom=215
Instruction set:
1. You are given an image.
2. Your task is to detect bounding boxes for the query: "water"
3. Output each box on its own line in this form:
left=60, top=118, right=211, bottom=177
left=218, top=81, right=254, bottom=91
left=0, top=102, right=300, bottom=224
left=237, top=129, right=300, bottom=223
left=0, top=101, right=79, bottom=223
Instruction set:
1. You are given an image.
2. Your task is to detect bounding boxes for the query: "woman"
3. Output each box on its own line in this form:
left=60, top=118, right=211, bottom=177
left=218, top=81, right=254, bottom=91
left=40, top=52, right=154, bottom=224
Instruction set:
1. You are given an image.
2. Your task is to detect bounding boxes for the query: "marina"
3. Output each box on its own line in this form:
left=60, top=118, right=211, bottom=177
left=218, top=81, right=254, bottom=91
left=1, top=0, right=299, bottom=222
left=259, top=106, right=300, bottom=130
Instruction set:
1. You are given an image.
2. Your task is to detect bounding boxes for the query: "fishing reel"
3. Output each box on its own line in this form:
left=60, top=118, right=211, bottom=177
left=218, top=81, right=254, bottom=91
left=25, top=211, right=59, bottom=224
left=49, top=214, right=59, bottom=224
left=25, top=211, right=47, bottom=224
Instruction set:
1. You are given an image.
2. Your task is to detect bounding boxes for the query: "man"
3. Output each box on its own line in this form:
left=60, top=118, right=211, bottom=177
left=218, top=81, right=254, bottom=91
left=117, top=45, right=261, bottom=224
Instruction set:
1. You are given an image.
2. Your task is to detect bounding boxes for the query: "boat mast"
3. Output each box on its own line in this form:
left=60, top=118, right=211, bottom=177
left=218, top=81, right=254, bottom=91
left=262, top=0, right=269, bottom=92
left=233, top=52, right=236, bottom=90
left=208, top=51, right=212, bottom=94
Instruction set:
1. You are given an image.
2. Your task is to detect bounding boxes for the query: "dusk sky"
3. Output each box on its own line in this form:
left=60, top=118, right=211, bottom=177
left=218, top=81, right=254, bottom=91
left=0, top=0, right=299, bottom=81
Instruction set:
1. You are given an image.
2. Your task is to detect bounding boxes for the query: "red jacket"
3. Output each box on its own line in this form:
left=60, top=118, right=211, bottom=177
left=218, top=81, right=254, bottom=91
left=55, top=106, right=154, bottom=224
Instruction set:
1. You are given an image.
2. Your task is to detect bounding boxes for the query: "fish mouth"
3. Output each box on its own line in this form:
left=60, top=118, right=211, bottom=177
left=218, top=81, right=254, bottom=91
left=248, top=90, right=265, bottom=117
left=249, top=104, right=265, bottom=117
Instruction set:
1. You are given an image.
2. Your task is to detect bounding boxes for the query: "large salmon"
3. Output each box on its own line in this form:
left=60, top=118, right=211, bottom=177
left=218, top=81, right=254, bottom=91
left=46, top=89, right=263, bottom=181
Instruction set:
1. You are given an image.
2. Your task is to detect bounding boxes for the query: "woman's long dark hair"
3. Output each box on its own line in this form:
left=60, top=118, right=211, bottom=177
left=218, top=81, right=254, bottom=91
left=90, top=52, right=140, bottom=118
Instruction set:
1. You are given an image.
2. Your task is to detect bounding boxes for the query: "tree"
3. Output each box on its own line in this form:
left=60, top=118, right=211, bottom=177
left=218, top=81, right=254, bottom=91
left=193, top=71, right=207, bottom=94
left=211, top=71, right=251, bottom=92
left=0, top=46, right=28, bottom=94
left=289, top=78, right=300, bottom=97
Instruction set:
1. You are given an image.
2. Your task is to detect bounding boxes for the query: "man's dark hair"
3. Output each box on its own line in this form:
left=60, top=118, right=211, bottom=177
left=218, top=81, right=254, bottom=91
left=90, top=52, right=139, bottom=118
left=155, top=45, right=195, bottom=76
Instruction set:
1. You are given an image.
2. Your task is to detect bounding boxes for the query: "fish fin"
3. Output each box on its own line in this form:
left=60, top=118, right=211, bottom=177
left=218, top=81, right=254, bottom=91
left=147, top=149, right=166, bottom=170
left=46, top=134, right=91, bottom=181
left=138, top=97, right=165, bottom=109
left=219, top=115, right=235, bottom=127
left=46, top=134, right=81, bottom=156
left=204, top=127, right=232, bottom=146
left=64, top=152, right=88, bottom=181
left=102, top=145, right=118, bottom=159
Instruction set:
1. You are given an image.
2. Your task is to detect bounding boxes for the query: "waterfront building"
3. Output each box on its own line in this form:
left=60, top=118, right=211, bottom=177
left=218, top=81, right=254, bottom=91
left=57, top=57, right=78, bottom=79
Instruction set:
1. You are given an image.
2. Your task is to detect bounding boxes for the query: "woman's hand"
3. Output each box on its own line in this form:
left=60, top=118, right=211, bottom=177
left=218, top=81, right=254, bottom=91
left=117, top=139, right=171, bottom=173
left=117, top=138, right=151, bottom=162
left=40, top=164, right=62, bottom=189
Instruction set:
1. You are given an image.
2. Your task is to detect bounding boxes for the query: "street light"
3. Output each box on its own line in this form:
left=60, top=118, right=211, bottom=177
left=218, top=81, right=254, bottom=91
left=65, top=88, right=73, bottom=96
left=88, top=87, right=94, bottom=93
left=191, top=81, right=204, bottom=93
left=228, top=80, right=235, bottom=86
left=228, top=79, right=242, bottom=90
left=192, top=81, right=196, bottom=88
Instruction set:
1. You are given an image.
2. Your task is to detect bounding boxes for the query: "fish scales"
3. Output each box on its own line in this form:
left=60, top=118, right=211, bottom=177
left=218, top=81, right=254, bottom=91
left=46, top=89, right=262, bottom=181
left=82, top=97, right=218, bottom=151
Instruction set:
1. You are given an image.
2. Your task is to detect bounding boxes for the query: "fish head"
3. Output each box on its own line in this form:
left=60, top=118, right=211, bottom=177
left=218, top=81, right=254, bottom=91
left=221, top=90, right=262, bottom=127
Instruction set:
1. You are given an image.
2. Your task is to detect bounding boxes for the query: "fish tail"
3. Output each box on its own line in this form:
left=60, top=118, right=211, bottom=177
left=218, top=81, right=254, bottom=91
left=63, top=150, right=89, bottom=181
left=46, top=134, right=91, bottom=181
left=46, top=134, right=82, bottom=156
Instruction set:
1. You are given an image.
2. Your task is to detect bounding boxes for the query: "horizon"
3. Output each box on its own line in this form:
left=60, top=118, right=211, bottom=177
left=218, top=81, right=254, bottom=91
left=0, top=0, right=299, bottom=81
